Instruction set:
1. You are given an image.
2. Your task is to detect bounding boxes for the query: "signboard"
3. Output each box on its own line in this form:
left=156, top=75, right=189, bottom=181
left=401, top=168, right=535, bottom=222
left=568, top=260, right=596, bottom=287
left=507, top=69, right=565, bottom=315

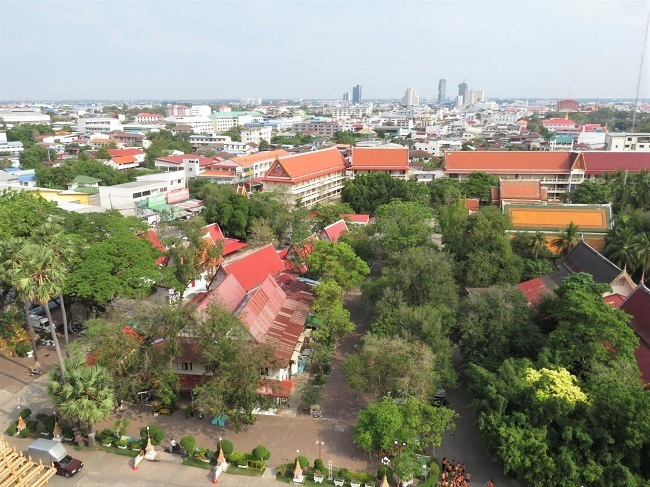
left=147, top=193, right=166, bottom=208
left=166, top=188, right=190, bottom=204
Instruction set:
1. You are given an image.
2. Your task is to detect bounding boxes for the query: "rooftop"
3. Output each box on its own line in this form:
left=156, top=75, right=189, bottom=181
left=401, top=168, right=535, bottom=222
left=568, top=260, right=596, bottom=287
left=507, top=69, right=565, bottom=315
left=262, top=147, right=346, bottom=184
left=350, top=147, right=409, bottom=170
left=444, top=151, right=578, bottom=174
left=504, top=204, right=611, bottom=232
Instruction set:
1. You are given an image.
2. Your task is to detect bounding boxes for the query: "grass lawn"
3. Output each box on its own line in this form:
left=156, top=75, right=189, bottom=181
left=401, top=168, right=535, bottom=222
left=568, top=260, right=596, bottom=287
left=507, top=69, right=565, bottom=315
left=226, top=465, right=263, bottom=477
left=181, top=457, right=213, bottom=470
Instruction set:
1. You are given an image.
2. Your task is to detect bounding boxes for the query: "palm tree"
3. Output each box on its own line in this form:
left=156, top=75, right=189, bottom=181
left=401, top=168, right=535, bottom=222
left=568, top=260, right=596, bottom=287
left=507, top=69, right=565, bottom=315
left=9, top=243, right=67, bottom=381
left=32, top=223, right=76, bottom=349
left=604, top=225, right=638, bottom=273
left=551, top=222, right=581, bottom=256
left=46, top=358, right=114, bottom=433
left=633, top=233, right=650, bottom=283
left=0, top=237, right=39, bottom=364
left=530, top=231, right=547, bottom=259
left=633, top=170, right=650, bottom=211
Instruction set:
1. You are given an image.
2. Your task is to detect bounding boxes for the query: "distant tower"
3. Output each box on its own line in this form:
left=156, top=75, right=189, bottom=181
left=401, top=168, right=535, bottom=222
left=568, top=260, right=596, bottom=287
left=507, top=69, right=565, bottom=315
left=458, top=82, right=468, bottom=103
left=438, top=79, right=447, bottom=102
left=352, top=85, right=362, bottom=104
left=343, top=92, right=351, bottom=102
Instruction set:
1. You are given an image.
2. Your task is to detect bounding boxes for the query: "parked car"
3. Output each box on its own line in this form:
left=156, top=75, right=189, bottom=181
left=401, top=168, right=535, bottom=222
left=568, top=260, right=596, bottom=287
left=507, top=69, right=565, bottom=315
left=29, top=315, right=51, bottom=333
left=28, top=439, right=83, bottom=478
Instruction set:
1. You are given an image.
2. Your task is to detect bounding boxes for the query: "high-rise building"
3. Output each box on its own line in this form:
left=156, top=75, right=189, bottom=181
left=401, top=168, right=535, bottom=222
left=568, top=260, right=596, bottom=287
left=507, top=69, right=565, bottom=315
left=458, top=82, right=468, bottom=104
left=352, top=85, right=362, bottom=104
left=402, top=88, right=420, bottom=106
left=343, top=92, right=351, bottom=102
left=438, top=79, right=446, bottom=102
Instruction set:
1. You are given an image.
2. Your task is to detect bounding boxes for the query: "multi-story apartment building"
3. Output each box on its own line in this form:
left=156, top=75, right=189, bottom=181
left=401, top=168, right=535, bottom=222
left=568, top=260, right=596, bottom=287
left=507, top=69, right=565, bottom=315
left=189, top=134, right=232, bottom=147
left=172, top=117, right=213, bottom=134
left=438, top=79, right=446, bottom=103
left=323, top=105, right=373, bottom=119
left=190, top=105, right=211, bottom=117
left=0, top=109, right=51, bottom=126
left=549, top=135, right=574, bottom=151
left=241, top=123, right=273, bottom=145
left=209, top=111, right=264, bottom=132
left=166, top=105, right=191, bottom=117
left=605, top=133, right=650, bottom=151
left=293, top=119, right=343, bottom=137
left=261, top=147, right=347, bottom=207
left=134, top=112, right=164, bottom=123
left=77, top=117, right=123, bottom=134
left=402, top=88, right=420, bottom=106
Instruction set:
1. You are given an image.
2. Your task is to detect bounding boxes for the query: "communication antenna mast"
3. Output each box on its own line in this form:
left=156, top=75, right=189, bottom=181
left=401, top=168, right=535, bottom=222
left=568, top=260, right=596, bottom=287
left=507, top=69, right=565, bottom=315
left=632, top=8, right=650, bottom=132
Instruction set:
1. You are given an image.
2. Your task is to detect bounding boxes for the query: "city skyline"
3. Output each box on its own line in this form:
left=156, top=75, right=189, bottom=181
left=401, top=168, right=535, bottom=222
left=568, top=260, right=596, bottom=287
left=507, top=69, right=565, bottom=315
left=1, top=0, right=649, bottom=101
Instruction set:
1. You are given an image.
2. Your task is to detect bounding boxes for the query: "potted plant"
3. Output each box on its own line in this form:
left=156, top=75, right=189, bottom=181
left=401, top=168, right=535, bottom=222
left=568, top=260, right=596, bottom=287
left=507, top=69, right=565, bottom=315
left=230, top=452, right=247, bottom=468
left=130, top=438, right=143, bottom=451
left=363, top=472, right=376, bottom=487
left=62, top=427, right=75, bottom=442
left=117, top=439, right=128, bottom=450
left=194, top=447, right=211, bottom=463
left=334, top=468, right=349, bottom=487
left=350, top=471, right=363, bottom=487
left=313, top=469, right=325, bottom=483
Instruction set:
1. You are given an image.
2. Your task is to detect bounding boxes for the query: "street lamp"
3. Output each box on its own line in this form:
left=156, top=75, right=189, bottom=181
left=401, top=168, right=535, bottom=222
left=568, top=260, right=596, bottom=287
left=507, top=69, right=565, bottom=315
left=219, top=436, right=222, bottom=452
left=316, top=441, right=324, bottom=459
left=393, top=440, right=407, bottom=461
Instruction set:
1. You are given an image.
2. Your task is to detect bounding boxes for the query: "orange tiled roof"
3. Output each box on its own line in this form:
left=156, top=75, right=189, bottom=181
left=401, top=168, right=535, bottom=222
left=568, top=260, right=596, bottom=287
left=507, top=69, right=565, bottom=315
left=444, top=151, right=578, bottom=174
left=506, top=205, right=609, bottom=231
left=112, top=155, right=137, bottom=164
left=230, top=150, right=290, bottom=168
left=499, top=179, right=542, bottom=200
left=351, top=147, right=409, bottom=170
left=262, top=148, right=346, bottom=184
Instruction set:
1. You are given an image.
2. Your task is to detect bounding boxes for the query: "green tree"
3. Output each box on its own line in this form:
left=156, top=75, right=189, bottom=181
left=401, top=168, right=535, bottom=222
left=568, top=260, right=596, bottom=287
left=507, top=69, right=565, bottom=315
left=0, top=190, right=57, bottom=240
left=568, top=180, right=613, bottom=204
left=193, top=305, right=274, bottom=431
left=258, top=139, right=270, bottom=150
left=462, top=171, right=499, bottom=202
left=429, top=178, right=464, bottom=207
left=305, top=240, right=370, bottom=290
left=311, top=281, right=355, bottom=347
left=374, top=200, right=433, bottom=254
left=46, top=358, right=114, bottom=433
left=311, top=202, right=354, bottom=231
left=455, top=287, right=544, bottom=370
left=343, top=334, right=444, bottom=402
left=355, top=396, right=456, bottom=455
left=604, top=224, right=638, bottom=273
left=633, top=232, right=650, bottom=282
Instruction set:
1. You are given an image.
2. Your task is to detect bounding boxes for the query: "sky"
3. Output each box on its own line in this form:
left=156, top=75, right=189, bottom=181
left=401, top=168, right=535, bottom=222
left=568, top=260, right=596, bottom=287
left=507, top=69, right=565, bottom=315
left=1, top=0, right=649, bottom=101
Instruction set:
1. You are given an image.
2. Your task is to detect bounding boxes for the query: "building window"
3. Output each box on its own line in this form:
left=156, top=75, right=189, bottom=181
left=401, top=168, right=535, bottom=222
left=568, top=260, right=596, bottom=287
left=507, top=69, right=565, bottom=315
left=177, top=362, right=192, bottom=371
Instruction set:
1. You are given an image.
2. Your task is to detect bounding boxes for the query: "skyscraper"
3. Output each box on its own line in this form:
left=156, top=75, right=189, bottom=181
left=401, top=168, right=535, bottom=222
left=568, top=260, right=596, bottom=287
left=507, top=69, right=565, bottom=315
left=438, top=79, right=446, bottom=102
left=352, top=85, right=362, bottom=104
left=343, top=92, right=351, bottom=102
left=458, top=82, right=468, bottom=103
left=402, top=88, right=420, bottom=106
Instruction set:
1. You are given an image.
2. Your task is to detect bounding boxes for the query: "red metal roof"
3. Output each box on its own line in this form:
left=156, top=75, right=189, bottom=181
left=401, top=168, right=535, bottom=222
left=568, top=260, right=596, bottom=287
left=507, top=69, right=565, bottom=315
left=180, top=374, right=204, bottom=392
left=230, top=150, right=289, bottom=168
left=464, top=199, right=480, bottom=212
left=350, top=147, right=409, bottom=171
left=262, top=148, right=346, bottom=184
left=445, top=151, right=578, bottom=174
left=193, top=273, right=247, bottom=313
left=604, top=294, right=626, bottom=308
left=321, top=219, right=349, bottom=242
left=108, top=149, right=145, bottom=157
left=620, top=284, right=650, bottom=346
left=543, top=118, right=576, bottom=126
left=257, top=379, right=295, bottom=398
left=516, top=278, right=551, bottom=304
left=111, top=155, right=137, bottom=165
left=239, top=275, right=286, bottom=342
left=203, top=223, right=247, bottom=256
left=222, top=244, right=285, bottom=292
left=143, top=230, right=168, bottom=266
left=341, top=214, right=370, bottom=224
left=582, top=152, right=650, bottom=175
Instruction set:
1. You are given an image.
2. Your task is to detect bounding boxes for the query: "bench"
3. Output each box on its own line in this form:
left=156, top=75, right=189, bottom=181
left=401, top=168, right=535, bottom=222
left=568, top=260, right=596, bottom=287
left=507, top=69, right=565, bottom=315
left=158, top=408, right=171, bottom=416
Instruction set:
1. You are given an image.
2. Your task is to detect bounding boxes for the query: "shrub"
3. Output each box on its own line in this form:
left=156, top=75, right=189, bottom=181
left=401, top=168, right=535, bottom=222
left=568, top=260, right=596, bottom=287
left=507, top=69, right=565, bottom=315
left=314, top=458, right=325, bottom=472
left=377, top=466, right=393, bottom=479
left=15, top=342, right=31, bottom=357
left=219, top=439, right=233, bottom=455
left=113, top=418, right=130, bottom=437
left=19, top=408, right=32, bottom=419
left=36, top=413, right=48, bottom=422
left=230, top=452, right=246, bottom=465
left=194, top=447, right=211, bottom=460
left=296, top=455, right=309, bottom=468
left=139, top=424, right=164, bottom=445
left=5, top=423, right=17, bottom=436
left=116, top=439, right=128, bottom=447
left=252, top=445, right=270, bottom=461
left=180, top=436, right=196, bottom=453
left=337, top=468, right=350, bottom=481
left=129, top=438, right=143, bottom=449
left=19, top=427, right=31, bottom=438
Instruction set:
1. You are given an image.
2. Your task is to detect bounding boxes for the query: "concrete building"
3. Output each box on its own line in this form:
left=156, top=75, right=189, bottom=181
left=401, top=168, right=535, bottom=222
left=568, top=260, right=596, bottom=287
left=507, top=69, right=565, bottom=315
left=77, top=117, right=123, bottom=134
left=261, top=147, right=347, bottom=207
left=402, top=88, right=420, bottom=107
left=134, top=112, right=164, bottom=123
left=458, top=82, right=468, bottom=103
left=241, top=123, right=272, bottom=145
left=549, top=135, right=574, bottom=151
left=557, top=99, right=579, bottom=112
left=352, top=85, right=362, bottom=104
left=190, top=105, right=211, bottom=117
left=605, top=133, right=650, bottom=151
left=209, top=111, right=264, bottom=132
left=348, top=147, right=409, bottom=179
left=231, top=149, right=290, bottom=181
left=166, top=105, right=191, bottom=117
left=293, top=119, right=342, bottom=137
left=0, top=109, right=51, bottom=126
left=171, top=116, right=213, bottom=134
left=343, top=92, right=350, bottom=102
left=438, top=79, right=446, bottom=103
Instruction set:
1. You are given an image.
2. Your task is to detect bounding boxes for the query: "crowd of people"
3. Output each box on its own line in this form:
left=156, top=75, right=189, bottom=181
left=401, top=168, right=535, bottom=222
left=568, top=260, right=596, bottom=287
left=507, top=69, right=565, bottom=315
left=438, top=458, right=473, bottom=487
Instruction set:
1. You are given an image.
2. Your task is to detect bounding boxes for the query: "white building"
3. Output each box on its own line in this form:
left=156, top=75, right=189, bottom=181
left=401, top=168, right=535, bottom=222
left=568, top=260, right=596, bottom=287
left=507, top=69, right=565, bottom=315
left=241, top=124, right=272, bottom=145
left=209, top=111, right=264, bottom=132
left=605, top=133, right=650, bottom=152
left=97, top=180, right=170, bottom=215
left=577, top=130, right=607, bottom=150
left=170, top=116, right=213, bottom=134
left=189, top=134, right=232, bottom=147
left=190, top=105, right=212, bottom=117
left=0, top=109, right=51, bottom=126
left=77, top=118, right=123, bottom=134
left=402, top=88, right=420, bottom=106
left=323, top=105, right=373, bottom=119
left=134, top=112, right=164, bottom=123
